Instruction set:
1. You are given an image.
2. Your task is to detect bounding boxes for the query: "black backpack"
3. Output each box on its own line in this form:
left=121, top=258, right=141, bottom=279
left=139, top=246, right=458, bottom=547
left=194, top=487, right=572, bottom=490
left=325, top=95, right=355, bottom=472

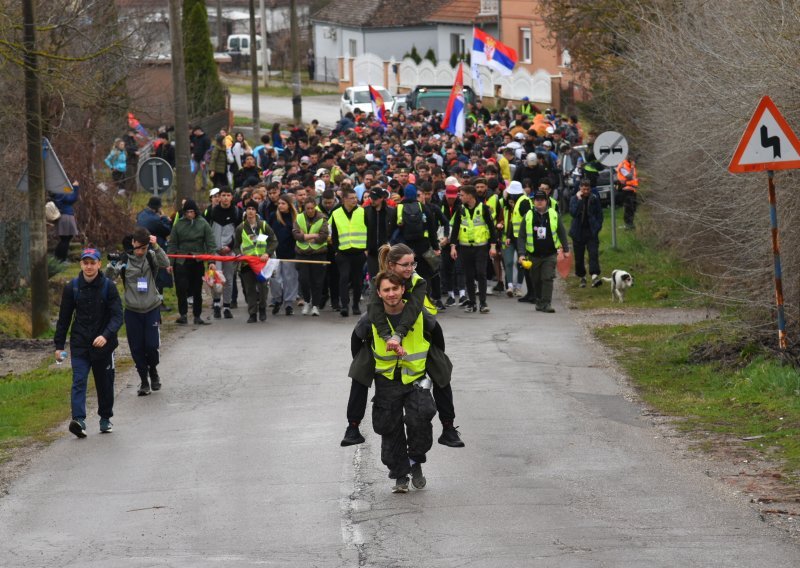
left=401, top=202, right=426, bottom=241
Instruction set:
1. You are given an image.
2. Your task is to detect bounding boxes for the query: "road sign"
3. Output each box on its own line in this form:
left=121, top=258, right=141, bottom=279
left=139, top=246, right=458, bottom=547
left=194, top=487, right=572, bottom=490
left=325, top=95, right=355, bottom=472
left=137, top=157, right=174, bottom=195
left=16, top=138, right=73, bottom=194
left=728, top=96, right=800, bottom=173
left=593, top=131, right=629, bottom=167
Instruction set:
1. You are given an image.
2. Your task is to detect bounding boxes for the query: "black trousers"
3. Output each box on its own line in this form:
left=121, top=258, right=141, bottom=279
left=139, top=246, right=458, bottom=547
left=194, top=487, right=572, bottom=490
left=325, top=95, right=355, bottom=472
left=297, top=252, right=327, bottom=307
left=323, top=248, right=340, bottom=308
left=372, top=376, right=437, bottom=479
left=440, top=248, right=465, bottom=294
left=54, top=235, right=72, bottom=262
left=366, top=253, right=380, bottom=280
left=622, top=190, right=637, bottom=226
left=336, top=252, right=364, bottom=309
left=347, top=378, right=455, bottom=424
left=174, top=260, right=205, bottom=317
left=124, top=307, right=161, bottom=381
left=572, top=237, right=601, bottom=278
left=459, top=244, right=489, bottom=306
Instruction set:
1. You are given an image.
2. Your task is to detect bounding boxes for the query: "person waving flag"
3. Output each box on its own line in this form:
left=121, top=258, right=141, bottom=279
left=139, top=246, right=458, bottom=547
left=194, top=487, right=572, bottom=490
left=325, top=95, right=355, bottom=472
left=369, top=85, right=388, bottom=127
left=441, top=63, right=465, bottom=138
left=472, top=27, right=518, bottom=76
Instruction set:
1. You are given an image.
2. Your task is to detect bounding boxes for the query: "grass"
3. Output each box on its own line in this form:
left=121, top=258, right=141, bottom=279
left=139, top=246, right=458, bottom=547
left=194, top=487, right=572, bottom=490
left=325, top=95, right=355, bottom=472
left=596, top=322, right=800, bottom=477
left=225, top=82, right=338, bottom=97
left=232, top=116, right=273, bottom=131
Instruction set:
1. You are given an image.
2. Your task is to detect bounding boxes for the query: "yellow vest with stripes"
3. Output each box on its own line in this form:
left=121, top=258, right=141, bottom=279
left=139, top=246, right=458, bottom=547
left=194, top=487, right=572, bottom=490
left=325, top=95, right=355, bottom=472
left=240, top=221, right=269, bottom=256
left=511, top=195, right=530, bottom=238
left=331, top=206, right=367, bottom=250
left=409, top=273, right=437, bottom=315
left=371, top=311, right=430, bottom=384
left=456, top=203, right=490, bottom=246
left=524, top=208, right=561, bottom=253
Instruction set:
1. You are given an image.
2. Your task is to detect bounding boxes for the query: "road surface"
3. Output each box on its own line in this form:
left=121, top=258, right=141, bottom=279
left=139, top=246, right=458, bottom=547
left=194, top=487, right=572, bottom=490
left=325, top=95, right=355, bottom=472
left=1, top=285, right=799, bottom=566
left=230, top=93, right=342, bottom=130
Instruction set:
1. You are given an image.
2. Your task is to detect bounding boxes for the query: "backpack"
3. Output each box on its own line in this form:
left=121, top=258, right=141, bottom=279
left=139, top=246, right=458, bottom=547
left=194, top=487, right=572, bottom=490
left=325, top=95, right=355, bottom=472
left=400, top=202, right=426, bottom=242
left=72, top=276, right=111, bottom=303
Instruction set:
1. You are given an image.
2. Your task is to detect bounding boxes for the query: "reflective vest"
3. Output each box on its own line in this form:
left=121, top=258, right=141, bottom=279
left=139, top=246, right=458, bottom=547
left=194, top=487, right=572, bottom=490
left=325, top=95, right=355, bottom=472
left=372, top=311, right=430, bottom=384
left=240, top=221, right=269, bottom=256
left=457, top=203, right=490, bottom=246
left=520, top=102, right=534, bottom=117
left=616, top=159, right=639, bottom=192
left=396, top=202, right=429, bottom=238
left=296, top=213, right=326, bottom=252
left=486, top=193, right=502, bottom=222
left=524, top=208, right=561, bottom=253
left=409, top=273, right=437, bottom=315
left=331, top=206, right=367, bottom=250
left=511, top=195, right=530, bottom=238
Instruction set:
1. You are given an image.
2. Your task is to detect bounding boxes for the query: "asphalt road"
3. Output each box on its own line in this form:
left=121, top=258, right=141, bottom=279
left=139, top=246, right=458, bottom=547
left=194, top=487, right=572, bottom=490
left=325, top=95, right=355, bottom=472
left=1, top=283, right=799, bottom=566
left=230, top=93, right=342, bottom=130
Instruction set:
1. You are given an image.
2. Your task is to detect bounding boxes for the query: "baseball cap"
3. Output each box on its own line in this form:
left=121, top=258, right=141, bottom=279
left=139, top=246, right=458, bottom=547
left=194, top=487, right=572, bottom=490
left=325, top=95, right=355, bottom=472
left=314, top=179, right=326, bottom=193
left=445, top=185, right=459, bottom=198
left=315, top=168, right=329, bottom=177
left=543, top=140, right=553, bottom=148
left=514, top=132, right=526, bottom=140
left=300, top=156, right=311, bottom=164
left=80, top=248, right=101, bottom=261
left=532, top=190, right=548, bottom=200
left=444, top=176, right=461, bottom=187
left=209, top=187, right=221, bottom=197
left=370, top=188, right=387, bottom=200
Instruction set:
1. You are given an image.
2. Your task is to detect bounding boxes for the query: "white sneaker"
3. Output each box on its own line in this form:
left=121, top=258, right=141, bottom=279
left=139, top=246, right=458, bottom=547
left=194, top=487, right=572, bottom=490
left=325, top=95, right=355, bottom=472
left=311, top=306, right=320, bottom=317
left=302, top=303, right=311, bottom=315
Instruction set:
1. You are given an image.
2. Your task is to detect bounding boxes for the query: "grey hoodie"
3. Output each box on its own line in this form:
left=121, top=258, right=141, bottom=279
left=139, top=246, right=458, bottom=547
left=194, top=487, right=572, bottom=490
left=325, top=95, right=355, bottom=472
left=123, top=247, right=171, bottom=313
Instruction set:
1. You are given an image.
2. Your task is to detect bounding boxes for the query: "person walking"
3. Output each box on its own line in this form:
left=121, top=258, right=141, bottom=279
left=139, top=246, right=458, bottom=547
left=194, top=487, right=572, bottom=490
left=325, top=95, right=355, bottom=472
left=121, top=227, right=170, bottom=395
left=517, top=190, right=570, bottom=313
left=136, top=196, right=174, bottom=305
left=235, top=200, right=277, bottom=323
left=439, top=184, right=466, bottom=306
left=616, top=153, right=639, bottom=229
left=104, top=139, right=127, bottom=195
left=54, top=248, right=123, bottom=437
left=268, top=195, right=300, bottom=316
left=51, top=182, right=80, bottom=263
left=569, top=178, right=604, bottom=288
left=293, top=197, right=329, bottom=316
left=501, top=181, right=526, bottom=297
left=208, top=187, right=241, bottom=319
left=364, top=188, right=393, bottom=279
left=168, top=200, right=216, bottom=325
left=329, top=187, right=367, bottom=317
left=208, top=134, right=229, bottom=189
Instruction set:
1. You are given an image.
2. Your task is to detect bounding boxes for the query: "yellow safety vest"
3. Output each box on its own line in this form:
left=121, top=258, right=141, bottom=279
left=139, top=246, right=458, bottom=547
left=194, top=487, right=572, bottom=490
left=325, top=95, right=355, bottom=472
left=524, top=208, right=561, bottom=253
left=296, top=213, right=326, bottom=252
left=511, top=195, right=530, bottom=238
left=240, top=221, right=269, bottom=256
left=486, top=193, right=502, bottom=222
left=457, top=203, right=490, bottom=246
left=409, top=273, right=437, bottom=315
left=331, top=206, right=367, bottom=250
left=371, top=311, right=430, bottom=384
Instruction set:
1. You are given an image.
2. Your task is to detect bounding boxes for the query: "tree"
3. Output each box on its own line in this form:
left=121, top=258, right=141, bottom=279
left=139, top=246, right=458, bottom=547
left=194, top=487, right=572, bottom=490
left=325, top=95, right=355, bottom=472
left=183, top=2, right=225, bottom=119
left=404, top=46, right=422, bottom=64
left=423, top=48, right=436, bottom=65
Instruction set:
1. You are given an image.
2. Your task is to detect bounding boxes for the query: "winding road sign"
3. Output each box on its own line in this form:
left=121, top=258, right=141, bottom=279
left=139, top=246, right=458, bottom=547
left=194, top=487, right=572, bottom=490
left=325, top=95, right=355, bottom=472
left=729, top=96, right=800, bottom=173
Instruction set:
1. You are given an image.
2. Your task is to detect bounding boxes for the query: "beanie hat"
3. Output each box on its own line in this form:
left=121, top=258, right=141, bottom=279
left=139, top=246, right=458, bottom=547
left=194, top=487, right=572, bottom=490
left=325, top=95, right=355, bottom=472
left=403, top=184, right=418, bottom=201
left=182, top=199, right=199, bottom=213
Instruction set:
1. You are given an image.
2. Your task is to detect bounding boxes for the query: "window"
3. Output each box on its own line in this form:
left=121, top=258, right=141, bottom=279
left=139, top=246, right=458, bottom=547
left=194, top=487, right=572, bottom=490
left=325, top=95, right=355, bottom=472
left=520, top=28, right=531, bottom=63
left=349, top=39, right=357, bottom=57
left=450, top=33, right=466, bottom=58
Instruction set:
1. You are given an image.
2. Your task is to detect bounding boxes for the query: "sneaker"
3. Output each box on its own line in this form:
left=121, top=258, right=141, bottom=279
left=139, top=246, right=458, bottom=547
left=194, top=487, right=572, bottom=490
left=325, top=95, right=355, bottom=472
left=187, top=296, right=194, bottom=306
left=176, top=315, right=188, bottom=325
left=223, top=308, right=233, bottom=319
left=213, top=306, right=222, bottom=319
left=311, top=306, right=320, bottom=317
left=296, top=298, right=305, bottom=307
left=340, top=424, right=365, bottom=446
left=479, top=303, right=490, bottom=313
left=513, top=288, right=522, bottom=297
left=492, top=281, right=505, bottom=292
left=138, top=380, right=151, bottom=396
left=392, top=476, right=410, bottom=493
left=579, top=277, right=587, bottom=288
left=194, top=316, right=209, bottom=325
left=285, top=305, right=294, bottom=316
left=271, top=303, right=281, bottom=315
left=69, top=419, right=87, bottom=439
left=352, top=304, right=362, bottom=315
left=410, top=463, right=426, bottom=489
left=331, top=304, right=341, bottom=312
left=485, top=288, right=495, bottom=296
left=518, top=295, right=535, bottom=303
left=247, top=314, right=258, bottom=323
left=445, top=296, right=456, bottom=306
left=302, top=304, right=311, bottom=316
left=506, top=287, right=514, bottom=298
left=99, top=418, right=113, bottom=433
left=149, top=368, right=161, bottom=391
left=438, top=425, right=465, bottom=447
left=457, top=295, right=468, bottom=306
left=340, top=308, right=349, bottom=317
left=591, top=274, right=603, bottom=288
left=463, top=303, right=477, bottom=313
left=259, top=308, right=267, bottom=321
left=434, top=300, right=446, bottom=311
left=230, top=300, right=238, bottom=309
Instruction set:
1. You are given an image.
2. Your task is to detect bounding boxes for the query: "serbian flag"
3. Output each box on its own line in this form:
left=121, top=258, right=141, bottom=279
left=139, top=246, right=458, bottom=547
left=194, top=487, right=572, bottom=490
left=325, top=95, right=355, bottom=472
left=369, top=85, right=387, bottom=126
left=440, top=63, right=465, bottom=138
left=127, top=112, right=150, bottom=140
left=472, top=27, right=517, bottom=76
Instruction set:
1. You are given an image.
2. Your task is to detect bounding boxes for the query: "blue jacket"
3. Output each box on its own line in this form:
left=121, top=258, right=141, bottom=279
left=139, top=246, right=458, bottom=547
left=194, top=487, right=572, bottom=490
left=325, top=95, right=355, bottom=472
left=268, top=213, right=296, bottom=259
left=105, top=149, right=126, bottom=172
left=569, top=193, right=603, bottom=241
left=51, top=184, right=79, bottom=216
left=136, top=207, right=173, bottom=248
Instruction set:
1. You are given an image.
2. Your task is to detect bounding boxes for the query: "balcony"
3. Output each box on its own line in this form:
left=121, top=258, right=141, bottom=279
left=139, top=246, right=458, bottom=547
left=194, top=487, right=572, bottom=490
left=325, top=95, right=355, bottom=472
left=479, top=0, right=498, bottom=15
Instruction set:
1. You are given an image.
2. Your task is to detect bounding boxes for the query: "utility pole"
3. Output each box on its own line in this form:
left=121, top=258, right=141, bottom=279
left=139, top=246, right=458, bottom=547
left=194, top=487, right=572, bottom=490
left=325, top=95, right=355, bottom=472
left=248, top=0, right=260, bottom=139
left=22, top=0, right=49, bottom=337
left=216, top=0, right=224, bottom=51
left=290, top=0, right=302, bottom=124
left=168, top=0, right=193, bottom=204
left=259, top=0, right=269, bottom=87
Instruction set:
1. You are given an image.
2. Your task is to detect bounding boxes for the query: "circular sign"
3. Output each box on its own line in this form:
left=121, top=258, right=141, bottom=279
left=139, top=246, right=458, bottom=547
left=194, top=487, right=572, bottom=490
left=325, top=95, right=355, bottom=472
left=137, top=157, right=174, bottom=195
left=593, top=131, right=629, bottom=167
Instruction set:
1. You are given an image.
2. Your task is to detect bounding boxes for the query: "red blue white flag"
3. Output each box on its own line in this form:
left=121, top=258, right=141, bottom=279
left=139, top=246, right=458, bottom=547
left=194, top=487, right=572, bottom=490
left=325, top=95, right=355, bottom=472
left=369, top=85, right=387, bottom=126
left=441, top=63, right=465, bottom=138
left=472, top=27, right=518, bottom=76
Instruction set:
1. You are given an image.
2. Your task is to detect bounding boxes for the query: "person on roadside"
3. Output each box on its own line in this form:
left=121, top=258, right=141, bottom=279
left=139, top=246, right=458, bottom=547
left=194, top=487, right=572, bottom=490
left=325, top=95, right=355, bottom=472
left=616, top=152, right=639, bottom=229
left=329, top=186, right=367, bottom=317
left=268, top=194, right=300, bottom=316
left=104, top=138, right=127, bottom=194
left=234, top=200, right=278, bottom=323
left=208, top=187, right=241, bottom=319
left=208, top=134, right=229, bottom=189
left=54, top=248, right=123, bottom=438
left=293, top=197, right=329, bottom=316
left=51, top=182, right=80, bottom=263
left=517, top=190, right=570, bottom=313
left=570, top=178, right=604, bottom=288
left=122, top=227, right=170, bottom=396
left=136, top=195, right=174, bottom=306
left=168, top=199, right=216, bottom=325
left=190, top=126, right=211, bottom=190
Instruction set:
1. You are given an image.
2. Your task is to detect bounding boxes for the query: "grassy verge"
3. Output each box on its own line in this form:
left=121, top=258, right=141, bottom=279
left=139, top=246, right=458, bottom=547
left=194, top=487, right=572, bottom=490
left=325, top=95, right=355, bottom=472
left=225, top=82, right=338, bottom=97
left=232, top=116, right=273, bottom=131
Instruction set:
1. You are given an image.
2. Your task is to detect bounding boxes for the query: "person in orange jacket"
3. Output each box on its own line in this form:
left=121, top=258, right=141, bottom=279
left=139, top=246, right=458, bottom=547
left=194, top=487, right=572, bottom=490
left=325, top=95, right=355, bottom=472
left=616, top=154, right=639, bottom=229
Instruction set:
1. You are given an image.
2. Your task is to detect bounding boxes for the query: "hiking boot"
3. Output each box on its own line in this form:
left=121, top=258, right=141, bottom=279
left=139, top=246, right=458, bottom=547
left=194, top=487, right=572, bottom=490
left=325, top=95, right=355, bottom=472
left=579, top=277, right=587, bottom=288
left=176, top=315, right=188, bottom=325
left=149, top=367, right=161, bottom=391
left=69, top=419, right=87, bottom=439
left=247, top=314, right=258, bottom=323
left=138, top=380, right=151, bottom=396
left=223, top=308, right=233, bottom=319
left=302, top=303, right=311, bottom=315
left=340, top=424, right=365, bottom=446
left=340, top=308, right=349, bottom=317
left=99, top=418, right=113, bottom=433
left=479, top=303, right=490, bottom=313
left=445, top=296, right=456, bottom=306
left=410, top=463, right=426, bottom=489
left=259, top=308, right=267, bottom=321
left=194, top=316, right=209, bottom=325
left=591, top=274, right=602, bottom=288
left=271, top=302, right=281, bottom=315
left=457, top=295, right=468, bottom=306
left=352, top=304, right=362, bottom=315
left=311, top=306, right=320, bottom=317
left=285, top=305, right=294, bottom=316
left=213, top=306, right=222, bottom=319
left=438, top=425, right=465, bottom=447
left=392, top=476, right=410, bottom=493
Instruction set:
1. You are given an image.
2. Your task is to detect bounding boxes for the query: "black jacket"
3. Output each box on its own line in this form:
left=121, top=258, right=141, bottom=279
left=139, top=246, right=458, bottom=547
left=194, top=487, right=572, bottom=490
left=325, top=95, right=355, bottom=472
left=54, top=273, right=123, bottom=359
left=364, top=203, right=393, bottom=255
left=569, top=193, right=603, bottom=241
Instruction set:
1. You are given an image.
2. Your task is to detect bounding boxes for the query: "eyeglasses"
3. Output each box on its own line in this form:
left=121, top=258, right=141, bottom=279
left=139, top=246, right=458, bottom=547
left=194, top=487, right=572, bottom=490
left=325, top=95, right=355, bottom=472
left=394, top=261, right=417, bottom=268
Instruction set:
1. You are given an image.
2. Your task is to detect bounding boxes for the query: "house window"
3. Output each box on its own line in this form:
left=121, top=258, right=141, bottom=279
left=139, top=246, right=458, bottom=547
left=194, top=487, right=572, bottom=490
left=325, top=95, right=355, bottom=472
left=349, top=39, right=357, bottom=57
left=520, top=28, right=531, bottom=63
left=451, top=33, right=466, bottom=57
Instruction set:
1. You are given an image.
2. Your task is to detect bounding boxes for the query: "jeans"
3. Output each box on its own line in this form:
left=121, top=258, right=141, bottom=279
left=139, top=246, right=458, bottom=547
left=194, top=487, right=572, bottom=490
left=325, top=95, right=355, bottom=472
left=502, top=244, right=525, bottom=287
left=440, top=247, right=465, bottom=295
left=124, top=308, right=161, bottom=381
left=269, top=260, right=299, bottom=304
left=71, top=353, right=115, bottom=421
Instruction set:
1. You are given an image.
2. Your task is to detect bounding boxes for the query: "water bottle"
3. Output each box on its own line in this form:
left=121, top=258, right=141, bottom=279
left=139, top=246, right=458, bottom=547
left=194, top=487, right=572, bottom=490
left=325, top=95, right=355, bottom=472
left=56, top=351, right=68, bottom=365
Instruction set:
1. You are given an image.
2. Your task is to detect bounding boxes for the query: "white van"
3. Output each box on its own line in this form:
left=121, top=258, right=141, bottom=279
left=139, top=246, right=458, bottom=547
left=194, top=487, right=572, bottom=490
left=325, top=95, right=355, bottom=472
left=226, top=34, right=270, bottom=68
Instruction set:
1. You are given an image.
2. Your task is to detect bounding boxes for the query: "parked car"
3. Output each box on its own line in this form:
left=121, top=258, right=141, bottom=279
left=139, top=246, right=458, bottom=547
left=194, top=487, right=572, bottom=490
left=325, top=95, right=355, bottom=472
left=405, top=85, right=476, bottom=114
left=392, top=94, right=407, bottom=114
left=225, top=34, right=269, bottom=69
left=340, top=86, right=393, bottom=117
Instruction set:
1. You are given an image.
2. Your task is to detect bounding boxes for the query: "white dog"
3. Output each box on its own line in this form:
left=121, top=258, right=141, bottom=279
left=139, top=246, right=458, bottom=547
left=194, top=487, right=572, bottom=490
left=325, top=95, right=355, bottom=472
left=602, top=270, right=634, bottom=303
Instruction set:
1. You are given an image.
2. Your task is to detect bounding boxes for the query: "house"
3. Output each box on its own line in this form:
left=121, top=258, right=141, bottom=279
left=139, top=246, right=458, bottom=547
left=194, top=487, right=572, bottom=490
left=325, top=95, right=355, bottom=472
left=497, top=0, right=571, bottom=78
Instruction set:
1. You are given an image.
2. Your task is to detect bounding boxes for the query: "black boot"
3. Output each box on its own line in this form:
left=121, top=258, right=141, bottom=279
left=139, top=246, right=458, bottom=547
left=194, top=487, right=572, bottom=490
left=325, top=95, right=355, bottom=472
left=149, top=367, right=161, bottom=391
left=340, top=422, right=365, bottom=446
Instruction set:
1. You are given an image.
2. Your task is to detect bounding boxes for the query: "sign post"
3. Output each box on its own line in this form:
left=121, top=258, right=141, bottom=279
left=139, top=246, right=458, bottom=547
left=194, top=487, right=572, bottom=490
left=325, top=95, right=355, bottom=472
left=593, top=131, right=629, bottom=250
left=729, top=95, right=800, bottom=350
left=137, top=157, right=174, bottom=196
